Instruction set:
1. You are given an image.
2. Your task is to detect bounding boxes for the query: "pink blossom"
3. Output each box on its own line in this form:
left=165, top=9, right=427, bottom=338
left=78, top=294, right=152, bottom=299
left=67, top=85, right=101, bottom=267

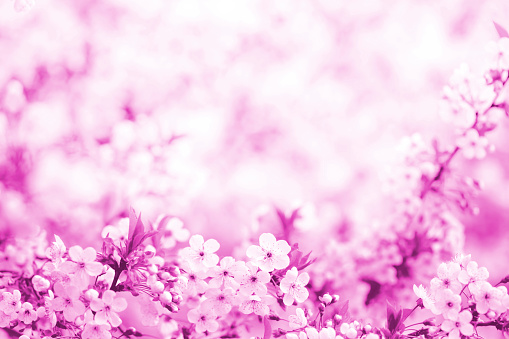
left=430, top=262, right=462, bottom=294
left=202, top=288, right=236, bottom=316
left=187, top=307, right=219, bottom=333
left=45, top=234, right=66, bottom=263
left=207, top=256, right=247, bottom=290
left=280, top=267, right=310, bottom=306
left=236, top=262, right=271, bottom=297
left=456, top=129, right=489, bottom=160
left=238, top=294, right=274, bottom=316
left=17, top=302, right=37, bottom=325
left=431, top=289, right=461, bottom=319
left=0, top=290, right=21, bottom=315
left=157, top=216, right=190, bottom=249
left=180, top=235, right=220, bottom=271
left=246, top=233, right=291, bottom=272
left=82, top=310, right=112, bottom=339
left=458, top=260, right=489, bottom=289
left=472, top=281, right=505, bottom=314
left=441, top=310, right=474, bottom=339
left=288, top=308, right=307, bottom=329
left=413, top=284, right=434, bottom=309
left=52, top=283, right=86, bottom=322
left=61, top=245, right=104, bottom=282
left=90, top=290, right=127, bottom=327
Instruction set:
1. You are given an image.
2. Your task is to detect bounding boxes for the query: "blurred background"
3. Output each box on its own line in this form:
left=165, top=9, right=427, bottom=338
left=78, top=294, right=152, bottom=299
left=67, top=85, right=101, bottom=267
left=1, top=0, right=509, bottom=326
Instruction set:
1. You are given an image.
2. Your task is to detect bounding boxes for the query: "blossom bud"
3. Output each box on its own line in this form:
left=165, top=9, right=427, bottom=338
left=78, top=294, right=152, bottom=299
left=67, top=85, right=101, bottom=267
left=32, top=275, right=50, bottom=292
left=84, top=289, right=100, bottom=301
left=331, top=294, right=340, bottom=303
left=353, top=320, right=360, bottom=329
left=346, top=328, right=357, bottom=339
left=168, top=266, right=181, bottom=276
left=148, top=264, right=159, bottom=275
left=150, top=255, right=165, bottom=267
left=160, top=291, right=173, bottom=304
left=160, top=272, right=171, bottom=280
left=333, top=315, right=343, bottom=325
left=151, top=281, right=165, bottom=294
left=268, top=314, right=281, bottom=321
left=320, top=293, right=333, bottom=305
left=423, top=318, right=436, bottom=326
left=325, top=319, right=333, bottom=328
left=166, top=303, right=179, bottom=313
left=144, top=245, right=156, bottom=258
left=172, top=294, right=183, bottom=305
left=487, top=310, right=497, bottom=319
left=364, top=324, right=372, bottom=332
left=318, top=303, right=326, bottom=313
left=428, top=326, right=439, bottom=334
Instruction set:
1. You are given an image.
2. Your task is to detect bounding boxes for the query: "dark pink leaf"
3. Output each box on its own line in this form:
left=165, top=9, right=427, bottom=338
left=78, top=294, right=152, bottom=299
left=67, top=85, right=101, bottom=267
left=494, top=21, right=509, bottom=38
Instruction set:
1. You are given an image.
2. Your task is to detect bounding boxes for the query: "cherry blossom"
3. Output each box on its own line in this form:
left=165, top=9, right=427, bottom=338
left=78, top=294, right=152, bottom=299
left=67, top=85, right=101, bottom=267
left=431, top=289, right=461, bottom=319
left=82, top=310, right=112, bottom=339
left=90, top=290, right=128, bottom=327
left=52, top=283, right=86, bottom=322
left=238, top=294, right=274, bottom=316
left=207, top=256, right=247, bottom=290
left=0, top=311, right=13, bottom=328
left=61, top=245, right=104, bottom=282
left=429, top=262, right=462, bottom=294
left=157, top=216, right=190, bottom=249
left=101, top=218, right=129, bottom=246
left=289, top=308, right=307, bottom=329
left=202, top=288, right=236, bottom=315
left=456, top=129, right=490, bottom=160
left=180, top=235, right=220, bottom=271
left=0, top=290, right=21, bottom=315
left=17, top=302, right=37, bottom=325
left=472, top=281, right=506, bottom=314
left=45, top=235, right=66, bottom=263
left=236, top=262, right=271, bottom=297
left=246, top=233, right=291, bottom=272
left=187, top=307, right=219, bottom=333
left=441, top=310, right=474, bottom=339
left=458, top=260, right=489, bottom=289
left=280, top=267, right=310, bottom=306
left=413, top=284, right=434, bottom=309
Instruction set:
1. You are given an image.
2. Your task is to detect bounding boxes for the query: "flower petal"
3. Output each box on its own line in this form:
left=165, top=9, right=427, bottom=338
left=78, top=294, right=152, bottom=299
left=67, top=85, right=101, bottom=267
left=259, top=233, right=277, bottom=251
left=246, top=245, right=265, bottom=259
left=68, top=245, right=84, bottom=262
left=203, top=239, right=220, bottom=253
left=189, top=235, right=204, bottom=250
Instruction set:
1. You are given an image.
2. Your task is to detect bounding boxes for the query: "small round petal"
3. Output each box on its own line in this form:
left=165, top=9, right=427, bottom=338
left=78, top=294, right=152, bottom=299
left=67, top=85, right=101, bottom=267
left=203, top=253, right=220, bottom=268
left=203, top=239, right=220, bottom=253
left=259, top=233, right=277, bottom=250
left=112, top=297, right=128, bottom=312
left=189, top=235, right=205, bottom=250
left=82, top=247, right=98, bottom=262
left=272, top=255, right=290, bottom=270
left=246, top=245, right=265, bottom=259
left=297, top=272, right=310, bottom=286
left=68, top=246, right=84, bottom=262
left=85, top=262, right=104, bottom=276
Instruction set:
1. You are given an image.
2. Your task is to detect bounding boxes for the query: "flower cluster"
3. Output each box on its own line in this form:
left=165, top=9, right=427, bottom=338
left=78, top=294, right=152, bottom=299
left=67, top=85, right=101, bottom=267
left=3, top=3, right=509, bottom=339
